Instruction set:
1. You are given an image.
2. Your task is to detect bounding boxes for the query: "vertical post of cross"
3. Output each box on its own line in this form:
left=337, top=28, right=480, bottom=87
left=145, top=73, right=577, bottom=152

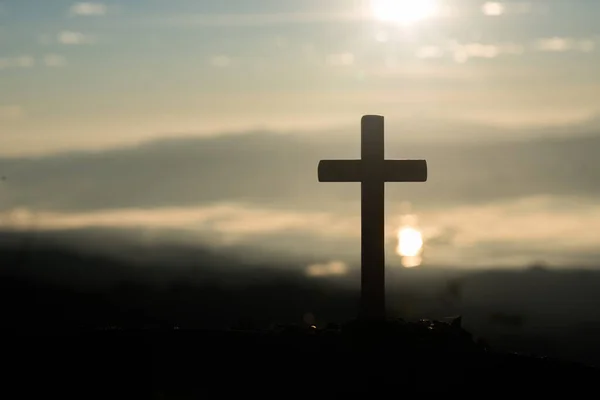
left=360, top=115, right=386, bottom=321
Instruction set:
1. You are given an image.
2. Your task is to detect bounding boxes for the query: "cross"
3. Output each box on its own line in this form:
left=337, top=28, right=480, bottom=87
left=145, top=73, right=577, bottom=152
left=318, top=115, right=427, bottom=321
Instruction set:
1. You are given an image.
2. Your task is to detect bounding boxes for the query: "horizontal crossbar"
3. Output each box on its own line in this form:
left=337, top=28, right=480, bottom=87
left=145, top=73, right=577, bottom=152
left=318, top=159, right=427, bottom=183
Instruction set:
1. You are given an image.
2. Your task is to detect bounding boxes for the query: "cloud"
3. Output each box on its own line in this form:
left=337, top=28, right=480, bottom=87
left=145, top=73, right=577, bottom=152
left=481, top=2, right=505, bottom=16
left=3, top=195, right=600, bottom=267
left=0, top=55, right=67, bottom=70
left=14, top=56, right=34, bottom=68
left=141, top=11, right=366, bottom=28
left=69, top=2, right=107, bottom=17
left=422, top=196, right=600, bottom=248
left=44, top=54, right=67, bottom=67
left=306, top=261, right=348, bottom=277
left=418, top=196, right=600, bottom=266
left=141, top=2, right=536, bottom=28
left=7, top=122, right=600, bottom=270
left=3, top=129, right=600, bottom=267
left=326, top=52, right=355, bottom=67
left=415, top=36, right=596, bottom=63
left=58, top=31, right=93, bottom=45
left=453, top=43, right=498, bottom=62
left=0, top=105, right=24, bottom=121
left=416, top=41, right=525, bottom=63
left=40, top=31, right=95, bottom=46
left=481, top=1, right=532, bottom=16
left=4, top=128, right=600, bottom=214
left=416, top=46, right=445, bottom=59
left=535, top=37, right=596, bottom=53
left=0, top=203, right=354, bottom=237
left=0, top=56, right=35, bottom=70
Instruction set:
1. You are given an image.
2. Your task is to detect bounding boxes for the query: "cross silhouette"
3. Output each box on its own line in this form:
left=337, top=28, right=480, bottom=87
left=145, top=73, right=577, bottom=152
left=318, top=115, right=427, bottom=321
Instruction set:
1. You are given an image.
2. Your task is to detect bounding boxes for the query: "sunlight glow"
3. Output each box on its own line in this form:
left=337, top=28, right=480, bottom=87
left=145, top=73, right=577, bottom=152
left=397, top=226, right=424, bottom=268
left=306, top=261, right=348, bottom=277
left=397, top=227, right=423, bottom=257
left=371, top=0, right=438, bottom=25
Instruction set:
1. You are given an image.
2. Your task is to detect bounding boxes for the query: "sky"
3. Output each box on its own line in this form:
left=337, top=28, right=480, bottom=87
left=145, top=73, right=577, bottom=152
left=1, top=1, right=600, bottom=271
left=1, top=0, right=599, bottom=155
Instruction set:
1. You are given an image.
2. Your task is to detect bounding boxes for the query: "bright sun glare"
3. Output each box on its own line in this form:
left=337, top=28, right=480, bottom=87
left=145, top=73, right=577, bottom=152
left=371, top=0, right=438, bottom=24
left=397, top=226, right=424, bottom=268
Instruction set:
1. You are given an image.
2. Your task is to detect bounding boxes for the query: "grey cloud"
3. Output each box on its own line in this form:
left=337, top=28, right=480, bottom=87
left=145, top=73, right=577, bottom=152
left=423, top=227, right=459, bottom=247
left=2, top=123, right=600, bottom=214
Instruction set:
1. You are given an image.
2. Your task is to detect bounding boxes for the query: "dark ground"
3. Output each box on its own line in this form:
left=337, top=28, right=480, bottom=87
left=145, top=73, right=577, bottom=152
left=2, top=237, right=600, bottom=396
left=7, top=323, right=598, bottom=397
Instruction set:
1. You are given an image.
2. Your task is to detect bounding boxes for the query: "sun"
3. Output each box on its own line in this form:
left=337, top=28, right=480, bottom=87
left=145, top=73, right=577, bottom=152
left=397, top=226, right=424, bottom=268
left=371, top=0, right=438, bottom=25
left=397, top=227, right=423, bottom=257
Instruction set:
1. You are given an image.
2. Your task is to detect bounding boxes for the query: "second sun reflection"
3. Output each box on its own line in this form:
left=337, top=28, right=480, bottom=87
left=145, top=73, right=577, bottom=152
left=396, top=213, right=424, bottom=268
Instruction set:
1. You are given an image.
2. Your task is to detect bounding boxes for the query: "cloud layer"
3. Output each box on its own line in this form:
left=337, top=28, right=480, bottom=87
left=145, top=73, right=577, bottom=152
left=69, top=2, right=107, bottom=17
left=2, top=127, right=600, bottom=266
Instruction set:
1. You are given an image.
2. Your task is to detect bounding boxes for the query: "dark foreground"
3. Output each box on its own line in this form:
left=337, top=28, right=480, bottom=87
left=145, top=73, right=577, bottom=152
left=5, top=319, right=597, bottom=397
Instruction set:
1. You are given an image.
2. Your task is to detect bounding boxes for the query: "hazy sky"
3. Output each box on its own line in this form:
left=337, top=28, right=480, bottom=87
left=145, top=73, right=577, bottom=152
left=1, top=0, right=599, bottom=155
left=1, top=1, right=600, bottom=271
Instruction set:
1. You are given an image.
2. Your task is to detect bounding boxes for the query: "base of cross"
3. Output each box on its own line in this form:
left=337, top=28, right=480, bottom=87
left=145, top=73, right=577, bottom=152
left=319, top=316, right=481, bottom=354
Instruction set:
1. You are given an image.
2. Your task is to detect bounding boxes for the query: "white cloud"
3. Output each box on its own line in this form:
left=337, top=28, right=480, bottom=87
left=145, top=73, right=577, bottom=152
left=15, top=56, right=35, bottom=68
left=447, top=41, right=525, bottom=63
left=44, top=54, right=67, bottom=67
left=326, top=52, right=355, bottom=67
left=58, top=31, right=91, bottom=45
left=416, top=36, right=595, bottom=64
left=536, top=37, right=571, bottom=52
left=535, top=37, right=596, bottom=53
left=452, top=43, right=499, bottom=63
left=0, top=105, right=24, bottom=121
left=0, top=56, right=35, bottom=70
left=40, top=31, right=95, bottom=45
left=482, top=2, right=505, bottom=16
left=482, top=1, right=532, bottom=16
left=416, top=46, right=444, bottom=59
left=69, top=2, right=107, bottom=17
left=415, top=39, right=526, bottom=63
left=142, top=11, right=365, bottom=28
left=462, top=43, right=498, bottom=58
